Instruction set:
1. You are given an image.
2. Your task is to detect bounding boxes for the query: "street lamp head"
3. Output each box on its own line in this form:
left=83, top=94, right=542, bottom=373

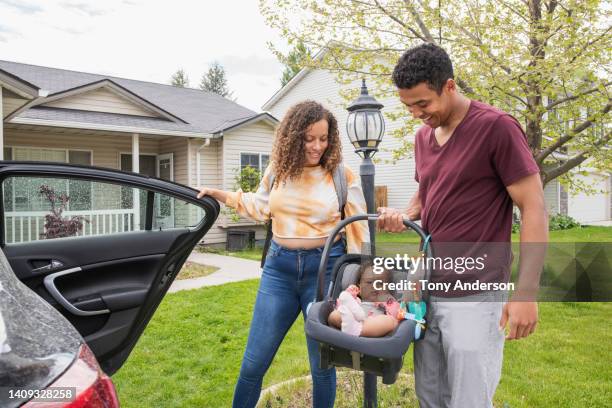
left=346, top=79, right=385, bottom=157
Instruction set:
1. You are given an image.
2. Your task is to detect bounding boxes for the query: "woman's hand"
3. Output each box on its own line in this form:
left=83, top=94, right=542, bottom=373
left=196, top=187, right=229, bottom=204
left=196, top=187, right=213, bottom=199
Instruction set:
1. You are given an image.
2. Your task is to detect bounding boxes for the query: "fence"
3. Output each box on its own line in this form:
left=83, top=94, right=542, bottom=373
left=5, top=209, right=138, bottom=244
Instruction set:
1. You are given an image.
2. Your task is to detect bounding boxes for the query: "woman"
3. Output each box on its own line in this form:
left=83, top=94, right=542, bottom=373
left=197, top=100, right=369, bottom=408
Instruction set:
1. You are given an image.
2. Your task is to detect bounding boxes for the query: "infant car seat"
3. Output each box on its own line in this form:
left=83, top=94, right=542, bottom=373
left=305, top=214, right=432, bottom=385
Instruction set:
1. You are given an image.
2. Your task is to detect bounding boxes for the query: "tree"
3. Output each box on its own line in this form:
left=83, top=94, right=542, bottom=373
left=280, top=41, right=312, bottom=86
left=260, top=0, right=611, bottom=189
left=39, top=185, right=86, bottom=239
left=170, top=68, right=189, bottom=87
left=200, top=62, right=234, bottom=99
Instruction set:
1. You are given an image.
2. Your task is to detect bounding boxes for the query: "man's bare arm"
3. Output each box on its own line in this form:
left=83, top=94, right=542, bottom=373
left=500, top=173, right=548, bottom=340
left=406, top=190, right=421, bottom=221
left=377, top=190, right=421, bottom=232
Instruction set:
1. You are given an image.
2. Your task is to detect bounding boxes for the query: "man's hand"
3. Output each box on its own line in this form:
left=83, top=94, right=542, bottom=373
left=377, top=207, right=406, bottom=232
left=499, top=301, right=538, bottom=340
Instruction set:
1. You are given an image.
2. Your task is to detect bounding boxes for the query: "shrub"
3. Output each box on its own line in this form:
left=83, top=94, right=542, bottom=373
left=39, top=185, right=87, bottom=239
left=549, top=213, right=580, bottom=231
left=223, top=166, right=264, bottom=222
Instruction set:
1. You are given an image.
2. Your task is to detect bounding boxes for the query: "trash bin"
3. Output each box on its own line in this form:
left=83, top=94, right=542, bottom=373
left=226, top=229, right=255, bottom=251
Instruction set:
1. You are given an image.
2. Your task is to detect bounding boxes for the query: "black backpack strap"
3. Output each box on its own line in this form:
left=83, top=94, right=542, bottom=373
left=260, top=173, right=276, bottom=267
left=332, top=165, right=349, bottom=249
left=332, top=165, right=348, bottom=218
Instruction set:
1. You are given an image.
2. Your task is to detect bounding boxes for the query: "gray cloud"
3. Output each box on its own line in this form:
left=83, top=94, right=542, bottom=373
left=0, top=24, right=22, bottom=41
left=61, top=1, right=108, bottom=17
left=220, top=55, right=282, bottom=77
left=0, top=0, right=43, bottom=14
left=52, top=25, right=88, bottom=35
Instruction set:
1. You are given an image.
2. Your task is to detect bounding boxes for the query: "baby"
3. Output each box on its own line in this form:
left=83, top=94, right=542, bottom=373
left=328, top=263, right=401, bottom=337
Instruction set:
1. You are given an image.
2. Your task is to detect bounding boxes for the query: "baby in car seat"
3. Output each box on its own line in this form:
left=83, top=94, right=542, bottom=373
left=327, top=263, right=402, bottom=337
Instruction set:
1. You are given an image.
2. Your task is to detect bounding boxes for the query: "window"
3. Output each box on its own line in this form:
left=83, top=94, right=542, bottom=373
left=3, top=147, right=92, bottom=212
left=2, top=176, right=205, bottom=244
left=240, top=153, right=270, bottom=173
left=120, top=154, right=157, bottom=177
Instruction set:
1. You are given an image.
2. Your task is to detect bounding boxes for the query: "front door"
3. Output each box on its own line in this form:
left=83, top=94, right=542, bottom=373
left=156, top=153, right=174, bottom=228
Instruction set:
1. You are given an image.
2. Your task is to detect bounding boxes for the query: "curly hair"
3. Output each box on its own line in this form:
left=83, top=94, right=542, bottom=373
left=270, top=100, right=342, bottom=186
left=392, top=43, right=454, bottom=94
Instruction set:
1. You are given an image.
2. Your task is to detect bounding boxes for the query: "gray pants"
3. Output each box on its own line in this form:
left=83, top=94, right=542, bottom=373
left=414, top=292, right=505, bottom=408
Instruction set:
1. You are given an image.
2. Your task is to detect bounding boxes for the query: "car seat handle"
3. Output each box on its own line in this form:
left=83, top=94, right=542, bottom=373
left=315, top=214, right=433, bottom=302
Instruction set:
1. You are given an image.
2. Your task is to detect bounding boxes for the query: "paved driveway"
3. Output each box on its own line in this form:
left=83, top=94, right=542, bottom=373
left=169, top=252, right=261, bottom=293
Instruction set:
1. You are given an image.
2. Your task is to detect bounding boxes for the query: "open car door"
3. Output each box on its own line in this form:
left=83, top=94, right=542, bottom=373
left=0, top=161, right=220, bottom=375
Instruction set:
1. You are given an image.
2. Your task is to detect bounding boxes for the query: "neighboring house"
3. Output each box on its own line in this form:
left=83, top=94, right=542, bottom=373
left=0, top=60, right=277, bottom=246
left=263, top=65, right=611, bottom=225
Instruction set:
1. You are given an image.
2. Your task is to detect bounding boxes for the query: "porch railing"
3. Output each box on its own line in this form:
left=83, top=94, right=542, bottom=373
left=5, top=209, right=138, bottom=244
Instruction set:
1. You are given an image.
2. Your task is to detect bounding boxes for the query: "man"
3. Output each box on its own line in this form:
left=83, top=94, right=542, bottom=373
left=378, top=43, right=548, bottom=408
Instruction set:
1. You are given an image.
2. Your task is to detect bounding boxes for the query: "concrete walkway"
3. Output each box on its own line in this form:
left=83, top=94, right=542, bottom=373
left=169, top=252, right=261, bottom=293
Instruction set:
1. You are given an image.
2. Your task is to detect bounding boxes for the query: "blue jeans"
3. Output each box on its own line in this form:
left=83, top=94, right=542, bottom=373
left=232, top=239, right=345, bottom=408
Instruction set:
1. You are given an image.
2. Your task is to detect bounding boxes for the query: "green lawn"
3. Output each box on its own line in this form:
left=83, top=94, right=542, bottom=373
left=176, top=261, right=219, bottom=280
left=112, top=280, right=612, bottom=407
left=201, top=227, right=612, bottom=262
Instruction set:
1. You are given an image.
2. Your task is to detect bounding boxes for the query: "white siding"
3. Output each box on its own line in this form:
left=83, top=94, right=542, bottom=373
left=267, top=69, right=417, bottom=210
left=199, top=121, right=276, bottom=245
left=568, top=173, right=611, bottom=224
left=191, top=122, right=276, bottom=246
left=3, top=96, right=26, bottom=117
left=543, top=180, right=560, bottom=215
left=4, top=127, right=161, bottom=168
left=43, top=87, right=158, bottom=117
left=222, top=122, right=275, bottom=190
left=194, top=138, right=227, bottom=245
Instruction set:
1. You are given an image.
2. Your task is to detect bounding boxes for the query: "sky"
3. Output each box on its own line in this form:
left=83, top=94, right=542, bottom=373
left=0, top=0, right=287, bottom=111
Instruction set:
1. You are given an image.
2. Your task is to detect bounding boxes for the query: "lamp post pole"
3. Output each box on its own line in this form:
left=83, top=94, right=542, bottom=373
left=346, top=79, right=385, bottom=408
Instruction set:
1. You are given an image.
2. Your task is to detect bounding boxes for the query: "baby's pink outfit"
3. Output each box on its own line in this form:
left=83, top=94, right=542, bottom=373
left=337, top=291, right=366, bottom=336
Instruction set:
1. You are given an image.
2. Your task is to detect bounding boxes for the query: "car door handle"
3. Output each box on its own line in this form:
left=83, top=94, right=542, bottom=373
left=32, top=259, right=64, bottom=273
left=43, top=267, right=111, bottom=316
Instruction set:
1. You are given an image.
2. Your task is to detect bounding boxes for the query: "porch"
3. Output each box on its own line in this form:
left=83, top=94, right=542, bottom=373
left=0, top=122, right=206, bottom=244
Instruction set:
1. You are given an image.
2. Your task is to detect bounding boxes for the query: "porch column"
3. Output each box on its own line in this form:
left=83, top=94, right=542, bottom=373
left=0, top=87, right=4, bottom=160
left=132, top=133, right=140, bottom=230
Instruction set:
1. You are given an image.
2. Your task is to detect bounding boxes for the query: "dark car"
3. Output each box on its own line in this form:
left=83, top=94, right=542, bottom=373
left=0, top=161, right=220, bottom=407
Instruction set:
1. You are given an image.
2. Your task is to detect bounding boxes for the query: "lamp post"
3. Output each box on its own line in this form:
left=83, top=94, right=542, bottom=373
left=346, top=78, right=385, bottom=408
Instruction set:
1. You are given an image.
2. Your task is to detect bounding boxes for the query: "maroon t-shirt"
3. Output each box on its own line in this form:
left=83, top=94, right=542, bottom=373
left=414, top=100, right=539, bottom=291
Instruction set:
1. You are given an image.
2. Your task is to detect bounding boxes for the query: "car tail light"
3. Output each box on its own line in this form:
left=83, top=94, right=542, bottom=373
left=23, top=343, right=119, bottom=407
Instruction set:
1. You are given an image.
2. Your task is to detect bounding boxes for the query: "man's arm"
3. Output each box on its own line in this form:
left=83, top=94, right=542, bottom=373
left=500, top=173, right=548, bottom=340
left=377, top=190, right=421, bottom=232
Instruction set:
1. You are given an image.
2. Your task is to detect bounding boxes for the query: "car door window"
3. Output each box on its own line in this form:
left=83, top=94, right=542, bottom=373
left=2, top=175, right=205, bottom=244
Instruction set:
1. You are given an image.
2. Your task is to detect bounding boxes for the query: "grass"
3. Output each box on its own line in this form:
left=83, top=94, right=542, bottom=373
left=175, top=261, right=219, bottom=280
left=200, top=227, right=612, bottom=262
left=112, top=280, right=612, bottom=407
left=197, top=244, right=263, bottom=261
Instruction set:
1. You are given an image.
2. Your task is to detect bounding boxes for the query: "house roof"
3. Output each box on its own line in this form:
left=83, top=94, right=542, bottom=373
left=211, top=112, right=278, bottom=134
left=262, top=47, right=329, bottom=111
left=0, top=67, right=41, bottom=99
left=0, top=60, right=273, bottom=137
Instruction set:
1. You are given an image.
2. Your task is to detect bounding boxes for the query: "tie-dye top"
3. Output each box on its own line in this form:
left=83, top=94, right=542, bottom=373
left=225, top=164, right=369, bottom=253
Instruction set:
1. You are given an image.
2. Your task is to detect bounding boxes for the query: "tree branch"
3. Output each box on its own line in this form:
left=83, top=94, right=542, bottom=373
left=546, top=82, right=612, bottom=110
left=370, top=0, right=426, bottom=41
left=492, top=85, right=528, bottom=106
left=535, top=101, right=612, bottom=164
left=543, top=130, right=612, bottom=184
left=402, top=0, right=435, bottom=42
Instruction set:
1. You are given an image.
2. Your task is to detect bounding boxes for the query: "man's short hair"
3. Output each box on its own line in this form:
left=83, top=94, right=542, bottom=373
left=392, top=43, right=454, bottom=94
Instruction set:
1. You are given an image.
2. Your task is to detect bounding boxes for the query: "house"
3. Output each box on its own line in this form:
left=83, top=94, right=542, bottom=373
left=263, top=65, right=611, bottom=226
left=0, top=60, right=277, bottom=245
